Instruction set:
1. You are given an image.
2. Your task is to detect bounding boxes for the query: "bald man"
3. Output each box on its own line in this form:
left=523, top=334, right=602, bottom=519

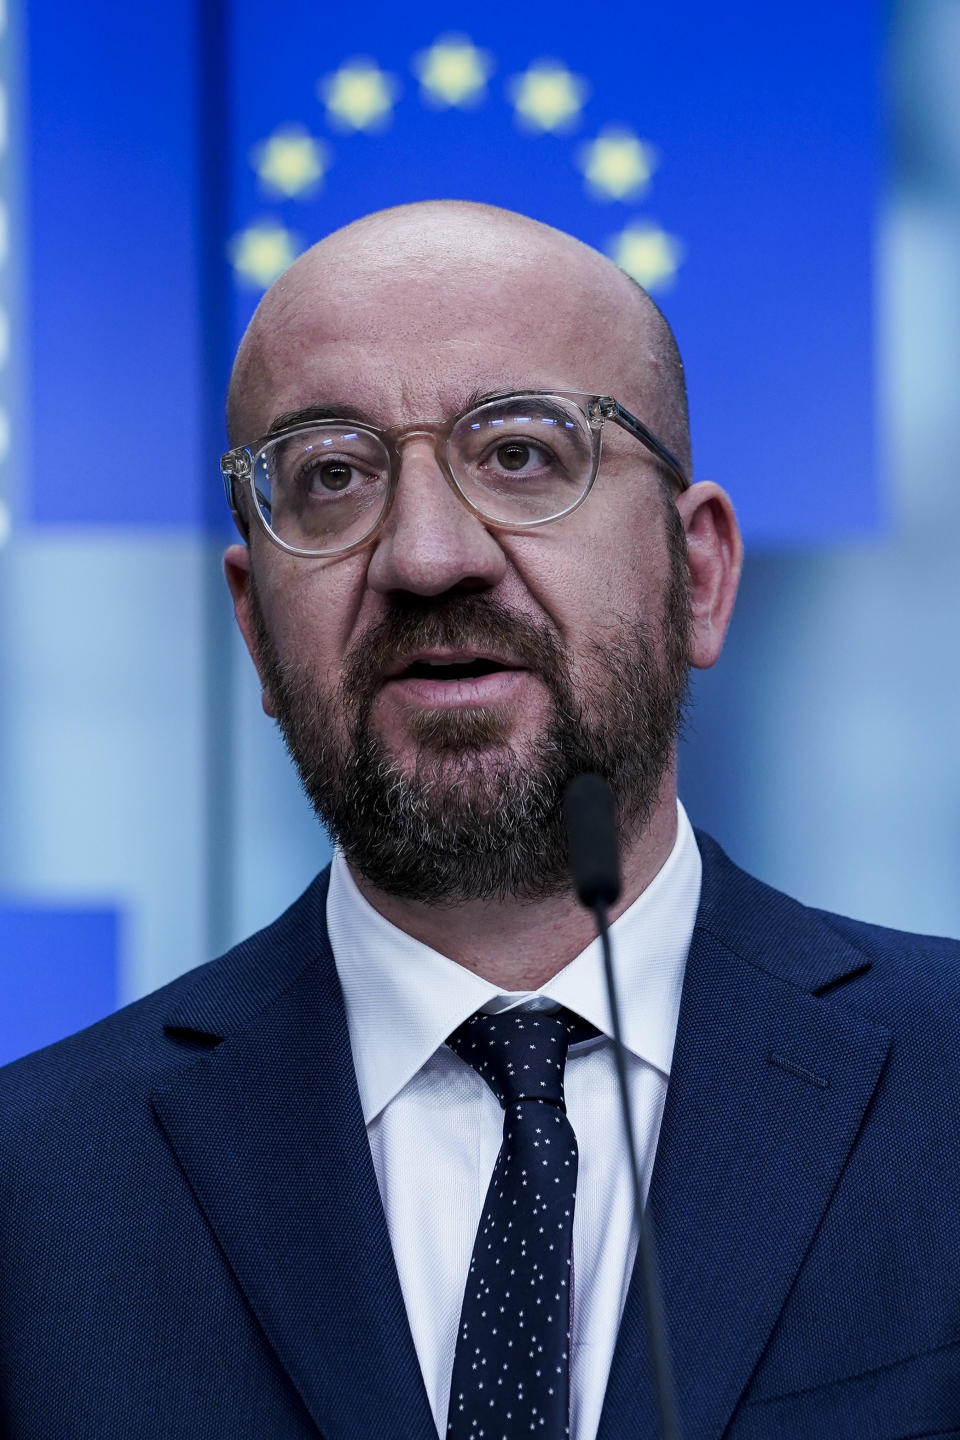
left=2, top=203, right=959, bottom=1440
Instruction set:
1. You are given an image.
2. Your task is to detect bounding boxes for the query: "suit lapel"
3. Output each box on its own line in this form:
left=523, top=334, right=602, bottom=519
left=598, top=838, right=891, bottom=1440
left=150, top=877, right=436, bottom=1440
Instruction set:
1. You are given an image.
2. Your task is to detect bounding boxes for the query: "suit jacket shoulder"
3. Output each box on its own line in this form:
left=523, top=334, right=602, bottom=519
left=0, top=866, right=357, bottom=1440
left=0, top=867, right=333, bottom=1115
left=695, top=827, right=960, bottom=1011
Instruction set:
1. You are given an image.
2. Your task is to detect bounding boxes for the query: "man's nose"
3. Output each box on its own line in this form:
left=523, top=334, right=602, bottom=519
left=365, top=439, right=508, bottom=597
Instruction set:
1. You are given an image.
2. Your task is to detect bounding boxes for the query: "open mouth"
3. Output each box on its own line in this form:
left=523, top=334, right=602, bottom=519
left=397, top=658, right=513, bottom=682
left=379, top=652, right=530, bottom=712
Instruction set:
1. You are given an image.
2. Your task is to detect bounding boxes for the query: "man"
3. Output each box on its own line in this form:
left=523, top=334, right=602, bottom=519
left=1, top=202, right=959, bottom=1440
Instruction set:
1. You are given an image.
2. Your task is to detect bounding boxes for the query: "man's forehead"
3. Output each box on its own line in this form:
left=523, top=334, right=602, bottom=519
left=268, top=250, right=622, bottom=348
left=229, top=205, right=663, bottom=443
left=256, top=293, right=634, bottom=410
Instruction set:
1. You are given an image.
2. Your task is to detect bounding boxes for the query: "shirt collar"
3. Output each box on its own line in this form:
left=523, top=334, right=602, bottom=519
left=327, top=801, right=702, bottom=1125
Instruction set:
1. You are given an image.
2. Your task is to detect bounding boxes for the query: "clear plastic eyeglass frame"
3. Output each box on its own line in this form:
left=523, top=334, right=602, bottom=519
left=220, top=389, right=690, bottom=560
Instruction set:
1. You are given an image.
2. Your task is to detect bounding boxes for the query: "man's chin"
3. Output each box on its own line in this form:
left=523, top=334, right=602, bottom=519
left=373, top=703, right=526, bottom=764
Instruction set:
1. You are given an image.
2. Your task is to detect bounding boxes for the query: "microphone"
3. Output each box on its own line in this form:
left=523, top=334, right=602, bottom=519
left=563, top=774, right=682, bottom=1440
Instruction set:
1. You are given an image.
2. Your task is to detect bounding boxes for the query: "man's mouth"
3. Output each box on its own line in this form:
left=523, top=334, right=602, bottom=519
left=395, top=656, right=515, bottom=682
left=380, top=651, right=529, bottom=707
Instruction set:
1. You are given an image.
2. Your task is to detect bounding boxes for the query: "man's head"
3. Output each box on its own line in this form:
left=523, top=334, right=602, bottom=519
left=225, top=201, right=742, bottom=904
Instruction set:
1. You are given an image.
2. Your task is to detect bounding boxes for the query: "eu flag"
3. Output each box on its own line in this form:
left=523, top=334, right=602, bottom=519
left=24, top=0, right=880, bottom=544
left=227, top=1, right=880, bottom=546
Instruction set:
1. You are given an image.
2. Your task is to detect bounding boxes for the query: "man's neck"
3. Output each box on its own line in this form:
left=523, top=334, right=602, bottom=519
left=347, top=781, right=680, bottom=990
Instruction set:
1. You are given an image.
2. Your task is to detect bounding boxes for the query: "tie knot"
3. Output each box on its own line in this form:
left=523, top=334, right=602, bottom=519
left=446, top=1009, right=596, bottom=1110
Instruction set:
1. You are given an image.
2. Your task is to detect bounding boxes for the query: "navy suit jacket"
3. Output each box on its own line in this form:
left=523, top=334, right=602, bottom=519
left=2, top=832, right=960, bottom=1439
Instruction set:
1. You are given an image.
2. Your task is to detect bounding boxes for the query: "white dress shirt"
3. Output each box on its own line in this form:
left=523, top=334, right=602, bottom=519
left=327, top=800, right=701, bottom=1440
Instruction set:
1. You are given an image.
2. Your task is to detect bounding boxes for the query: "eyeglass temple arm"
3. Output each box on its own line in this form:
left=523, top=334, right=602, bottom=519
left=597, top=399, right=690, bottom=492
left=221, top=450, right=257, bottom=536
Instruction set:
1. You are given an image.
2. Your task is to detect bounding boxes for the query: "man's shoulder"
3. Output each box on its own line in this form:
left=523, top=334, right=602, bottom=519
left=695, top=828, right=960, bottom=1016
left=0, top=866, right=333, bottom=1134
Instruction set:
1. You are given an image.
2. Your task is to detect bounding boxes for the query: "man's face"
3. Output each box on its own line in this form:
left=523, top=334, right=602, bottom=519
left=229, top=219, right=693, bottom=903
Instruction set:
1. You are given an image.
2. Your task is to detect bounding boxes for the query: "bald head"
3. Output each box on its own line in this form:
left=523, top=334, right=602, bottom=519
left=226, top=201, right=691, bottom=481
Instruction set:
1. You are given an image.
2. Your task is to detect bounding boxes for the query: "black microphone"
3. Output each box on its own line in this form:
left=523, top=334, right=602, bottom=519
left=563, top=774, right=682, bottom=1440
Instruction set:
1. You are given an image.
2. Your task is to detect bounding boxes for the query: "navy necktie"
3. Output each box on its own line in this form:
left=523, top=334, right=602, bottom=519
left=445, top=1009, right=596, bottom=1440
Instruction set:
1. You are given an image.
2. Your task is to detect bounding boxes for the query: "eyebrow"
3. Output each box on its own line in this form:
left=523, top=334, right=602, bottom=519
left=462, top=387, right=499, bottom=411
left=266, top=403, right=375, bottom=435
left=461, top=387, right=556, bottom=411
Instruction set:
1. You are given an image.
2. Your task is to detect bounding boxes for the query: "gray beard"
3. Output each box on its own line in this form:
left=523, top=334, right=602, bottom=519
left=250, top=532, right=691, bottom=905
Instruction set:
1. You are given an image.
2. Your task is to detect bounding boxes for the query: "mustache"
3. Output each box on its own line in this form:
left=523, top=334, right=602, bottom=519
left=339, top=593, right=568, bottom=704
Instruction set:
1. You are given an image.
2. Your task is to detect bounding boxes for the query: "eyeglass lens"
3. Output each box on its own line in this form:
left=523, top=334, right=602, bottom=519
left=252, top=395, right=596, bottom=554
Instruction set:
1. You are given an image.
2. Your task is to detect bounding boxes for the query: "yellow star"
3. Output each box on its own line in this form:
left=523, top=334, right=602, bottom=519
left=229, top=221, right=301, bottom=290
left=608, top=223, right=684, bottom=291
left=577, top=127, right=657, bottom=201
left=251, top=126, right=330, bottom=199
left=413, top=33, right=493, bottom=108
left=506, top=60, right=588, bottom=133
left=318, top=58, right=399, bottom=132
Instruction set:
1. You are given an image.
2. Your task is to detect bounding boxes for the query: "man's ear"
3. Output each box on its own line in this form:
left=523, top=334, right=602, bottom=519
left=674, top=481, right=743, bottom=669
left=223, top=544, right=278, bottom=717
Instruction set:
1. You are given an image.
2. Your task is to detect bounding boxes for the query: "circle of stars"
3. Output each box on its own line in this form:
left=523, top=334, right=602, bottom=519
left=230, top=36, right=684, bottom=294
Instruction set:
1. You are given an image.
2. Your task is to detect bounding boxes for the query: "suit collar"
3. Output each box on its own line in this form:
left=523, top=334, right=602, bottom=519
left=158, top=832, right=870, bottom=1051
left=329, top=801, right=700, bottom=1124
left=693, top=829, right=872, bottom=993
left=161, top=871, right=332, bottom=1043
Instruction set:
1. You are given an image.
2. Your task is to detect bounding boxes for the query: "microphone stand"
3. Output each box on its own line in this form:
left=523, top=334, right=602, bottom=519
left=565, top=775, right=682, bottom=1440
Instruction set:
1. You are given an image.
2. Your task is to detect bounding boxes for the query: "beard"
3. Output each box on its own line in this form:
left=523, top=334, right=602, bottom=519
left=249, top=511, right=692, bottom=905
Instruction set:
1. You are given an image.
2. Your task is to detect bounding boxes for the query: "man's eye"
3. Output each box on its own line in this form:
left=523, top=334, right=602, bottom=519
left=292, top=458, right=362, bottom=494
left=490, top=440, right=552, bottom=473
left=312, top=460, right=354, bottom=492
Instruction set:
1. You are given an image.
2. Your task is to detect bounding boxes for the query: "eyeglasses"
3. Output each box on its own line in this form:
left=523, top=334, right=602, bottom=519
left=220, top=389, right=689, bottom=559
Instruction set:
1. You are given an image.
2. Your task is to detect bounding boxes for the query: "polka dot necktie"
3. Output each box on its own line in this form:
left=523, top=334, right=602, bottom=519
left=445, top=1009, right=596, bottom=1440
